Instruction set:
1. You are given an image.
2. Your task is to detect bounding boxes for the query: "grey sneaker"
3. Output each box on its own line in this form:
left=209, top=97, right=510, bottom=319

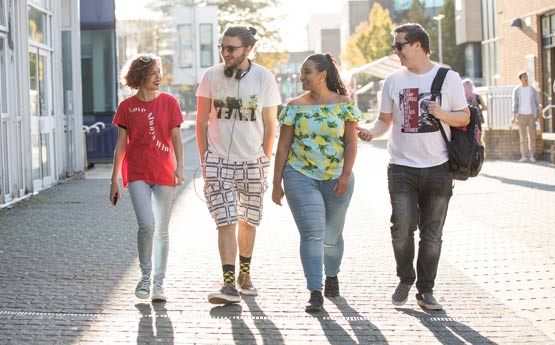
left=392, top=282, right=412, bottom=306
left=518, top=156, right=527, bottom=162
left=135, top=275, right=150, bottom=299
left=151, top=282, right=167, bottom=302
left=208, top=283, right=241, bottom=304
left=416, top=293, right=443, bottom=310
left=529, top=156, right=536, bottom=163
left=237, top=273, right=258, bottom=296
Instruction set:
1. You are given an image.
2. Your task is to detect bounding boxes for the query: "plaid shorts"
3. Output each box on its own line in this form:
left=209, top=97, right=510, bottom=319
left=202, top=151, right=271, bottom=227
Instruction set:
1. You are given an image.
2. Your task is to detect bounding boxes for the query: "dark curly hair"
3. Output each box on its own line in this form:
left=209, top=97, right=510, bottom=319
left=120, top=53, right=161, bottom=90
left=305, top=53, right=347, bottom=95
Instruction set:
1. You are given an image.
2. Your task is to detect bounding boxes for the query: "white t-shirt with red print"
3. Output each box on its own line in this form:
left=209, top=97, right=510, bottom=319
left=379, top=64, right=467, bottom=168
left=196, top=63, right=281, bottom=162
left=113, top=92, right=183, bottom=187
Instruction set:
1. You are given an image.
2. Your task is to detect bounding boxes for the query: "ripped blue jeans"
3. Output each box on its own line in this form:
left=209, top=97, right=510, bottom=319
left=283, top=165, right=355, bottom=292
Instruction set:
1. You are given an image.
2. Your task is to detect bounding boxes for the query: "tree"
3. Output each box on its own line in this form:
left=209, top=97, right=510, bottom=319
left=341, top=2, right=396, bottom=68
left=400, top=0, right=431, bottom=29
left=254, top=51, right=289, bottom=74
left=430, top=0, right=465, bottom=74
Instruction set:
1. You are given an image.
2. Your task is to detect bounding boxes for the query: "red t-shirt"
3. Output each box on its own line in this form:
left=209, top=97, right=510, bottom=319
left=113, top=93, right=183, bottom=187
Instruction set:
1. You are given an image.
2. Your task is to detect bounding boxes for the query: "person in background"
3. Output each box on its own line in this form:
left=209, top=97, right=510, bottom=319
left=462, top=78, right=487, bottom=124
left=511, top=71, right=541, bottom=162
left=358, top=23, right=469, bottom=310
left=196, top=25, right=281, bottom=305
left=272, top=53, right=360, bottom=313
left=110, top=53, right=184, bottom=302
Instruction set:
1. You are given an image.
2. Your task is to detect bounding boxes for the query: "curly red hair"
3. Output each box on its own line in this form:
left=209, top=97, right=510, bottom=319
left=120, top=53, right=161, bottom=89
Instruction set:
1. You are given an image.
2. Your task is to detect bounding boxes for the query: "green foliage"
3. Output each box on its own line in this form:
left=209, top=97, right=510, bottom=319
left=206, top=0, right=283, bottom=51
left=341, top=2, right=396, bottom=68
left=429, top=0, right=465, bottom=74
left=401, top=0, right=431, bottom=29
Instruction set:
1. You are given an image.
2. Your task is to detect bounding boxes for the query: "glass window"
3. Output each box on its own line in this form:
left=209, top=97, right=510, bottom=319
left=80, top=29, right=116, bottom=114
left=28, top=50, right=49, bottom=116
left=0, top=38, right=6, bottom=114
left=29, top=0, right=50, bottom=10
left=28, top=6, right=47, bottom=44
left=61, top=31, right=73, bottom=114
left=199, top=24, right=213, bottom=68
left=0, top=0, right=6, bottom=27
left=29, top=51, right=38, bottom=116
left=178, top=24, right=193, bottom=68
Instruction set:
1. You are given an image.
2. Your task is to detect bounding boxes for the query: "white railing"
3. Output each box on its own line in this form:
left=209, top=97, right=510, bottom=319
left=475, top=86, right=515, bottom=128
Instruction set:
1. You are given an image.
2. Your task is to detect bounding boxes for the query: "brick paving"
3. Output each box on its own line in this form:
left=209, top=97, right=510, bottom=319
left=0, top=131, right=554, bottom=344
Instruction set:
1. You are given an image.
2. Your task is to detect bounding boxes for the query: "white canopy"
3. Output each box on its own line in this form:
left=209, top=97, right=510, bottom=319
left=344, top=54, right=402, bottom=80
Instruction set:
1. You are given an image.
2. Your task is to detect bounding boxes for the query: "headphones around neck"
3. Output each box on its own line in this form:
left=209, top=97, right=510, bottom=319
left=224, top=60, right=252, bottom=80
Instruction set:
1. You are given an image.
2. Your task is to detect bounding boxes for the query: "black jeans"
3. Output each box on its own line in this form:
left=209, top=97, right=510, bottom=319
left=387, top=163, right=453, bottom=294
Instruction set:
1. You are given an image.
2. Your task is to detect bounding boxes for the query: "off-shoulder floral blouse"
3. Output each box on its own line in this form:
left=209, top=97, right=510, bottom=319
left=279, top=101, right=362, bottom=180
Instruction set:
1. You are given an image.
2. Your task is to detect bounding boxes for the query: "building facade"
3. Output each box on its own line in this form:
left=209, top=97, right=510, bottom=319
left=0, top=0, right=84, bottom=207
left=481, top=0, right=555, bottom=133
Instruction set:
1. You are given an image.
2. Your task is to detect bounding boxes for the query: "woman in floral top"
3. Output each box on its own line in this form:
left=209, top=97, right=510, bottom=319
left=272, top=53, right=361, bottom=312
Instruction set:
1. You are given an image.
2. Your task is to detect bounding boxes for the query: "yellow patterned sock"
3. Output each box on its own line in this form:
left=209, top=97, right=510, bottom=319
left=239, top=255, right=251, bottom=275
left=222, top=264, right=235, bottom=286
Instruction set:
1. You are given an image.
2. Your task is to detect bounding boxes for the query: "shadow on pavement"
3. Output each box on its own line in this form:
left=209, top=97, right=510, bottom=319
left=329, top=296, right=388, bottom=344
left=209, top=304, right=256, bottom=344
left=136, top=302, right=174, bottom=345
left=311, top=308, right=357, bottom=345
left=480, top=173, right=555, bottom=192
left=397, top=308, right=494, bottom=345
left=242, top=296, right=285, bottom=345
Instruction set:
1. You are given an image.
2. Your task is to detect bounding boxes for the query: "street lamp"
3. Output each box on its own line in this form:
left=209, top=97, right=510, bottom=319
left=433, top=14, right=445, bottom=65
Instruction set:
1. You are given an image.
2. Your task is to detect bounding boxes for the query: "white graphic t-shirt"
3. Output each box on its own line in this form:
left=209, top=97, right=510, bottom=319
left=379, top=64, right=467, bottom=168
left=196, top=63, right=281, bottom=162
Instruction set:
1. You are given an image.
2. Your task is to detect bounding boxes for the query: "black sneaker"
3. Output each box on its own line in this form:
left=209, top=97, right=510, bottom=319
left=324, top=276, right=339, bottom=297
left=392, top=282, right=412, bottom=306
left=305, top=291, right=324, bottom=313
left=416, top=293, right=443, bottom=310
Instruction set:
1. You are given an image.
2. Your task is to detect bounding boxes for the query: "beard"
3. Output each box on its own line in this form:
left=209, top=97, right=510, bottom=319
left=225, top=52, right=247, bottom=71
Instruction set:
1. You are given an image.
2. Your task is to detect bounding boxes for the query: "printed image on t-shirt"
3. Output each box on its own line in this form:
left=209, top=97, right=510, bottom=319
left=214, top=94, right=259, bottom=122
left=399, top=88, right=441, bottom=133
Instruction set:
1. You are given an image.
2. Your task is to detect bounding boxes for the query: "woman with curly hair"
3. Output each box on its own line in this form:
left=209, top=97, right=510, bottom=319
left=109, top=53, right=184, bottom=302
left=272, top=53, right=361, bottom=312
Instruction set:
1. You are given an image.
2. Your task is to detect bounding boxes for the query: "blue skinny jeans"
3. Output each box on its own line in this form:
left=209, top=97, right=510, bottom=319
left=283, top=165, right=355, bottom=292
left=128, top=181, right=176, bottom=284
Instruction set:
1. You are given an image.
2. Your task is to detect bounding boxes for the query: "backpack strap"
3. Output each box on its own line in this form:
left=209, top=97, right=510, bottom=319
left=430, top=67, right=450, bottom=144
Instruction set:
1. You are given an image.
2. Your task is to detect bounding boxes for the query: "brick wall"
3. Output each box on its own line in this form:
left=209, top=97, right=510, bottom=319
left=498, top=1, right=554, bottom=86
left=483, top=128, right=544, bottom=160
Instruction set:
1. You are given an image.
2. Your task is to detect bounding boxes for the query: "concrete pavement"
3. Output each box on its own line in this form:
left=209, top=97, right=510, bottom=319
left=0, top=131, right=554, bottom=344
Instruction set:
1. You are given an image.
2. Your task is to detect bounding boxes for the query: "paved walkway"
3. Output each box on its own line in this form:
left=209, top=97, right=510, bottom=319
left=0, top=131, right=554, bottom=344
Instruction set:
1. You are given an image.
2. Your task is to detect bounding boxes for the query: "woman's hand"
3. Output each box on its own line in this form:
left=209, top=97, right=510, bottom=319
left=109, top=182, right=121, bottom=206
left=272, top=182, right=285, bottom=206
left=333, top=174, right=350, bottom=196
left=174, top=169, right=185, bottom=186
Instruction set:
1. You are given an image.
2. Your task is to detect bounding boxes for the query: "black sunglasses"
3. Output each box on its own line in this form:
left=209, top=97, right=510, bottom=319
left=218, top=45, right=244, bottom=54
left=138, top=55, right=152, bottom=63
left=391, top=41, right=411, bottom=51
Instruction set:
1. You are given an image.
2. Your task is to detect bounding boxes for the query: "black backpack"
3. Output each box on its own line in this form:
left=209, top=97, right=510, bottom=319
left=431, top=68, right=484, bottom=181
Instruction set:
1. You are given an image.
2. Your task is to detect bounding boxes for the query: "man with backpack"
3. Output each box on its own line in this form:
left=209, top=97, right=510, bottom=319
left=357, top=23, right=469, bottom=310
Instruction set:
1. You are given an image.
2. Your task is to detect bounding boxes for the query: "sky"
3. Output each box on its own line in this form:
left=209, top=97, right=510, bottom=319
left=115, top=0, right=345, bottom=51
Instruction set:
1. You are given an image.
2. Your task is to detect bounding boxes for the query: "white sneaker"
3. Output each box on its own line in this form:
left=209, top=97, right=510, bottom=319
left=135, top=275, right=150, bottom=299
left=518, top=157, right=527, bottom=162
left=151, top=282, right=167, bottom=302
left=529, top=156, right=536, bottom=163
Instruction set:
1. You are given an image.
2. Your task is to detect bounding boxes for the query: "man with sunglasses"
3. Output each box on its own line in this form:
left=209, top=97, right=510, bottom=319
left=196, top=25, right=281, bottom=304
left=358, top=23, right=469, bottom=310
